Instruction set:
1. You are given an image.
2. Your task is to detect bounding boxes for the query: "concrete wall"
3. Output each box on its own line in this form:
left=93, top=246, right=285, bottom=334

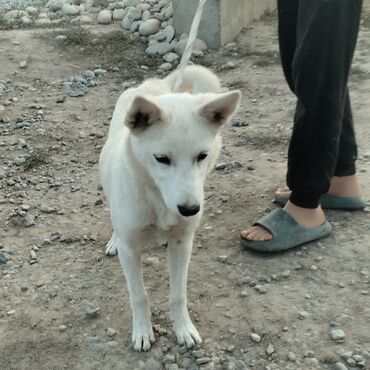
left=172, top=0, right=276, bottom=48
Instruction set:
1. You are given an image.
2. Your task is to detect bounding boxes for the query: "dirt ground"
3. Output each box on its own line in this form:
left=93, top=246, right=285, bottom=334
left=1, top=9, right=370, bottom=370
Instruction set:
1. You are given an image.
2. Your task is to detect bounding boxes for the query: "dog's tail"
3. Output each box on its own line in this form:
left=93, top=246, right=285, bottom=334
left=164, top=65, right=222, bottom=94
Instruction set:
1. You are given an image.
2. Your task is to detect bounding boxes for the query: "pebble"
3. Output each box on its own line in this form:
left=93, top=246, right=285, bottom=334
left=0, top=252, right=9, bottom=264
left=217, top=255, right=228, bottom=263
left=250, top=333, right=261, bottom=343
left=215, top=163, right=228, bottom=170
left=30, top=250, right=37, bottom=260
left=59, top=325, right=67, bottom=332
left=56, top=95, right=66, bottom=103
left=221, top=61, right=236, bottom=70
left=346, top=358, right=356, bottom=367
left=94, top=68, right=107, bottom=76
left=254, top=284, right=267, bottom=294
left=330, top=328, right=345, bottom=341
left=85, top=302, right=99, bottom=319
left=19, top=60, right=28, bottom=69
left=299, top=310, right=309, bottom=319
left=106, top=327, right=116, bottom=337
left=266, top=344, right=275, bottom=355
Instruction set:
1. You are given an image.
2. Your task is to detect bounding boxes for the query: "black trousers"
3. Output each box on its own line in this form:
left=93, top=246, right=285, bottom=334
left=278, top=0, right=363, bottom=208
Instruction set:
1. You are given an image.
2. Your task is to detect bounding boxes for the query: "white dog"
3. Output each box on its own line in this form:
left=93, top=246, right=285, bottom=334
left=99, top=65, right=241, bottom=351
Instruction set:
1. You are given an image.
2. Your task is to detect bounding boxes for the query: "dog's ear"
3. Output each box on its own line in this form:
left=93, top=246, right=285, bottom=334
left=199, top=90, right=241, bottom=127
left=125, top=95, right=164, bottom=133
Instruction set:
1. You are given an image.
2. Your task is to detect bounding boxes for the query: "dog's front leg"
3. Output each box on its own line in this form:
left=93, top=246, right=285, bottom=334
left=117, top=240, right=154, bottom=351
left=168, top=232, right=202, bottom=348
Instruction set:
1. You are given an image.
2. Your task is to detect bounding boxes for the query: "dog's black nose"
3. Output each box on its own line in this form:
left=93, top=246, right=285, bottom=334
left=177, top=204, right=200, bottom=217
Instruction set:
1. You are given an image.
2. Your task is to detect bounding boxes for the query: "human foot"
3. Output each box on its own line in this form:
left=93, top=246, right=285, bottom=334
left=240, top=201, right=325, bottom=241
left=275, top=174, right=362, bottom=199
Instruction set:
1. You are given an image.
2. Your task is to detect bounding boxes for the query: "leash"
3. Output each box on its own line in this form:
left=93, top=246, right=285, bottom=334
left=173, top=0, right=207, bottom=92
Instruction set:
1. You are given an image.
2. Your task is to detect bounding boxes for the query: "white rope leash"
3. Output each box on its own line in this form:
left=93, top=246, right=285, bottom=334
left=173, top=0, right=207, bottom=92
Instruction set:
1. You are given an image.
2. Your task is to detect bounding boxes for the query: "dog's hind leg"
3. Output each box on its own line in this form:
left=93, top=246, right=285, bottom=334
left=117, top=238, right=154, bottom=351
left=105, top=232, right=117, bottom=256
left=168, top=233, right=202, bottom=348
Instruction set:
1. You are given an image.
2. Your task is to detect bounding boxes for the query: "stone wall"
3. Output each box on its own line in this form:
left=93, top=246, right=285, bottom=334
left=172, top=0, right=276, bottom=48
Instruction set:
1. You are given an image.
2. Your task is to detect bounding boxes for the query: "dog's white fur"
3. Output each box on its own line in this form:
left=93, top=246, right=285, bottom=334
left=99, top=65, right=241, bottom=351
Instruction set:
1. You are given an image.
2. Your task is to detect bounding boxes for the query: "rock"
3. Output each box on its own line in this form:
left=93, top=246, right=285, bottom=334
left=121, top=15, right=133, bottom=30
left=62, top=4, right=80, bottom=16
left=334, top=363, right=348, bottom=370
left=4, top=10, right=28, bottom=22
left=97, top=10, right=112, bottom=24
left=196, top=357, right=211, bottom=365
left=21, top=16, right=32, bottom=25
left=146, top=42, right=173, bottom=56
left=250, top=333, right=261, bottom=343
left=56, top=95, right=66, bottom=103
left=46, top=0, right=64, bottom=12
left=35, top=19, right=52, bottom=26
left=26, top=6, right=39, bottom=16
left=299, top=310, right=309, bottom=319
left=113, top=8, right=126, bottom=21
left=126, top=0, right=141, bottom=6
left=126, top=6, right=141, bottom=21
left=174, top=38, right=208, bottom=56
left=59, top=325, right=67, bottom=332
left=330, top=329, right=345, bottom=341
left=130, top=20, right=141, bottom=32
left=163, top=52, right=178, bottom=63
left=78, top=15, right=94, bottom=25
left=141, top=10, right=150, bottom=21
left=137, top=3, right=151, bottom=12
left=139, top=19, right=160, bottom=36
left=151, top=25, right=175, bottom=43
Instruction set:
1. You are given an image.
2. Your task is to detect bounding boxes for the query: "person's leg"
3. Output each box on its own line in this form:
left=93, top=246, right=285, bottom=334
left=275, top=74, right=362, bottom=199
left=276, top=0, right=299, bottom=94
left=242, top=0, right=363, bottom=243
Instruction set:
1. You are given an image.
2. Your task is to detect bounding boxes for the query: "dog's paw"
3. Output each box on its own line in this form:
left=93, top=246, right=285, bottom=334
left=132, top=323, right=155, bottom=351
left=105, top=238, right=117, bottom=256
left=175, top=322, right=202, bottom=348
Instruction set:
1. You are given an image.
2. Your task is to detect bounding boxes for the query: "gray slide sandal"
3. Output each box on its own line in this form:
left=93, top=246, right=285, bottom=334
left=240, top=208, right=332, bottom=252
left=274, top=193, right=366, bottom=211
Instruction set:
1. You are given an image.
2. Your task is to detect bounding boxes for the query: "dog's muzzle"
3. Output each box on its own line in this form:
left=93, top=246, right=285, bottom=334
left=177, top=204, right=200, bottom=217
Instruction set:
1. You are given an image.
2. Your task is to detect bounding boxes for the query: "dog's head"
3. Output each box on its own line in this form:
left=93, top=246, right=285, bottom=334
left=125, top=91, right=241, bottom=218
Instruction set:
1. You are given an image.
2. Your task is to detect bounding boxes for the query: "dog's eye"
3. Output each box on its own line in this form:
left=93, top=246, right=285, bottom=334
left=197, top=152, right=208, bottom=162
left=154, top=155, right=171, bottom=165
